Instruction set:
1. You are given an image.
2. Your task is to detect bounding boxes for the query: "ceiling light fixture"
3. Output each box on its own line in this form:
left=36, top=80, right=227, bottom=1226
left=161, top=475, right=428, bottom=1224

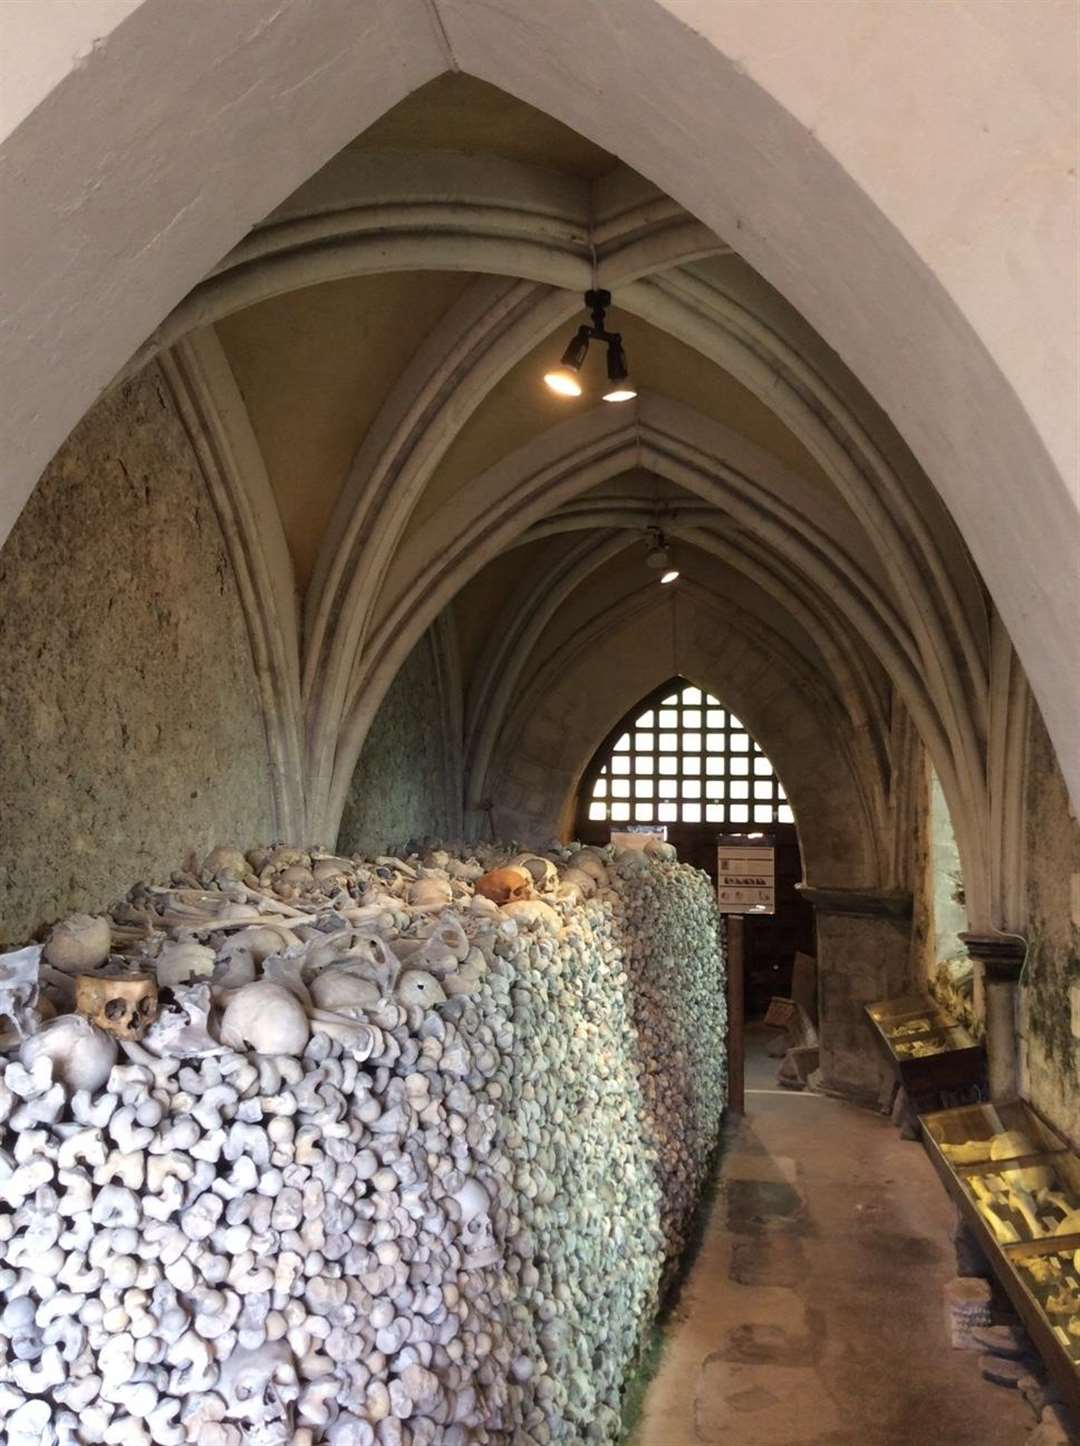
left=645, top=527, right=679, bottom=584
left=544, top=289, right=637, bottom=403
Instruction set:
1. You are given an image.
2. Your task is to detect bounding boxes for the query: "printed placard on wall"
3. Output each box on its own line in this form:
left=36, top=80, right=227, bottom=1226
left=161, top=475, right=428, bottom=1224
left=716, top=839, right=775, bottom=913
left=611, top=826, right=668, bottom=851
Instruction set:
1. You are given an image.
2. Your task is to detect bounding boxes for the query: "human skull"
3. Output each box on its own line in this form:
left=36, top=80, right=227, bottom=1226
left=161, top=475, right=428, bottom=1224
left=20, top=1012, right=118, bottom=1091
left=309, top=967, right=381, bottom=1015
left=274, top=863, right=315, bottom=894
left=571, top=848, right=610, bottom=884
left=155, top=938, right=216, bottom=989
left=216, top=1341, right=299, bottom=1446
left=559, top=866, right=597, bottom=899
left=455, top=1178, right=498, bottom=1268
left=510, top=853, right=560, bottom=895
left=395, top=969, right=447, bottom=1010
left=201, top=846, right=250, bottom=882
left=474, top=866, right=533, bottom=905
left=408, top=876, right=453, bottom=909
left=43, top=913, right=112, bottom=973
left=74, top=971, right=158, bottom=1040
left=500, top=899, right=562, bottom=933
left=220, top=980, right=309, bottom=1055
left=312, top=856, right=353, bottom=892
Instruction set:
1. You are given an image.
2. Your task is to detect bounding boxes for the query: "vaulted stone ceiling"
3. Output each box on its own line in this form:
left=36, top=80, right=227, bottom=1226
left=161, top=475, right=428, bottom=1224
left=143, top=72, right=1019, bottom=933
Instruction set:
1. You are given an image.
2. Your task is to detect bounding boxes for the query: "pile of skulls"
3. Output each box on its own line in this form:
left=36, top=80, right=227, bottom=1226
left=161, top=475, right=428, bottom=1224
left=0, top=840, right=726, bottom=1445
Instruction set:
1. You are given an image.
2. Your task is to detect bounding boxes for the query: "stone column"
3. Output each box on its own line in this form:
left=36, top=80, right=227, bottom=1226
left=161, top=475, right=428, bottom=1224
left=797, top=885, right=914, bottom=1100
left=961, top=933, right=1024, bottom=1099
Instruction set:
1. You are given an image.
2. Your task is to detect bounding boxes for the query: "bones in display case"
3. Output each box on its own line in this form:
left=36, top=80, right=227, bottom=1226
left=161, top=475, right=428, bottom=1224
left=1012, top=1249, right=1080, bottom=1365
left=865, top=992, right=985, bottom=1097
left=922, top=1099, right=1080, bottom=1413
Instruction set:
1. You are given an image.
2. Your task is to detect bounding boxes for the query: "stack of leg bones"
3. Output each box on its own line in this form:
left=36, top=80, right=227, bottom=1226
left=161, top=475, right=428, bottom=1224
left=0, top=840, right=726, bottom=1445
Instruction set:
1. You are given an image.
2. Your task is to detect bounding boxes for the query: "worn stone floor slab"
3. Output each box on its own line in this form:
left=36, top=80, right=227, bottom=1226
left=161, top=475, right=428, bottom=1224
left=631, top=1048, right=1032, bottom=1446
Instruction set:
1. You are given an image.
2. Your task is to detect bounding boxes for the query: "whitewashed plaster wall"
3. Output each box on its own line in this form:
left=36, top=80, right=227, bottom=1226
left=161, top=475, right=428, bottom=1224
left=0, top=0, right=1076, bottom=815
left=0, top=366, right=274, bottom=944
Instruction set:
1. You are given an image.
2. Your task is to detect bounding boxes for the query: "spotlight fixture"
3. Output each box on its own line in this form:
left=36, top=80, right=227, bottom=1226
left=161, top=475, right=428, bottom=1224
left=645, top=528, right=679, bottom=584
left=603, top=335, right=636, bottom=404
left=543, top=325, right=590, bottom=396
left=543, top=289, right=637, bottom=402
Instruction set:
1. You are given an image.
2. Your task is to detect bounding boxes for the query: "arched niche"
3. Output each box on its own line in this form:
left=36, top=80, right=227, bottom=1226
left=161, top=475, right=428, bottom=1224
left=486, top=589, right=881, bottom=889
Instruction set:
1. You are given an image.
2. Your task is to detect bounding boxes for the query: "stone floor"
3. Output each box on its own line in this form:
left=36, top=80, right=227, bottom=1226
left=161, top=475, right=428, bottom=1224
left=630, top=1026, right=1033, bottom=1446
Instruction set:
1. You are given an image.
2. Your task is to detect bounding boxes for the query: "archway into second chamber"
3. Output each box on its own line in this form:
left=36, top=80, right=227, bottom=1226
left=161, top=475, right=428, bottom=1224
left=573, top=675, right=815, bottom=1030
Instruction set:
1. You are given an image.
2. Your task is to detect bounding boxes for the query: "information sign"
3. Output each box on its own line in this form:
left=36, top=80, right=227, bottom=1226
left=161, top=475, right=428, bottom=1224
left=716, top=837, right=775, bottom=914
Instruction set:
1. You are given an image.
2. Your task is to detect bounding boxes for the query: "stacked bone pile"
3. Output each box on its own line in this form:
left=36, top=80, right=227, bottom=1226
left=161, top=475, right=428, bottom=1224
left=0, top=840, right=725, bottom=1445
left=602, top=848, right=727, bottom=1268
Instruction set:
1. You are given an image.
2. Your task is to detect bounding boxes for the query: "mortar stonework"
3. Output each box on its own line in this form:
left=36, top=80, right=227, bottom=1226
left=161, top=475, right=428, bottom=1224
left=337, top=630, right=456, bottom=856
left=0, top=365, right=273, bottom=942
left=1019, top=709, right=1080, bottom=1146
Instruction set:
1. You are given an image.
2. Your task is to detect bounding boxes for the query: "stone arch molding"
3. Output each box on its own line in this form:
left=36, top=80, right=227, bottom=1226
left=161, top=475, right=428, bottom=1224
left=333, top=392, right=990, bottom=921
left=226, top=218, right=991, bottom=880
left=3, top=0, right=1076, bottom=810
left=117, top=151, right=723, bottom=378
left=488, top=578, right=881, bottom=890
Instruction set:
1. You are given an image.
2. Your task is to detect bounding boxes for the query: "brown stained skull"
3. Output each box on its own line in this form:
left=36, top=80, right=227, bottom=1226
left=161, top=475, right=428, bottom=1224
left=474, top=866, right=534, bottom=906
left=75, top=972, right=158, bottom=1040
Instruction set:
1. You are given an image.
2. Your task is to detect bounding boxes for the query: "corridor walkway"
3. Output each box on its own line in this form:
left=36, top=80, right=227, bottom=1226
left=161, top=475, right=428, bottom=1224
left=631, top=1041, right=1032, bottom=1445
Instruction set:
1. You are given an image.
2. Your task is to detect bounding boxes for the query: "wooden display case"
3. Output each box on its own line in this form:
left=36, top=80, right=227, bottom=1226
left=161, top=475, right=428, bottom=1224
left=921, top=1099, right=1080, bottom=1414
left=865, top=992, right=985, bottom=1099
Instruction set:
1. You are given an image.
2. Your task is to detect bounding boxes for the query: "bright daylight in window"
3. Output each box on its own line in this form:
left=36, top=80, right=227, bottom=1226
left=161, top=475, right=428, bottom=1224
left=586, top=684, right=794, bottom=827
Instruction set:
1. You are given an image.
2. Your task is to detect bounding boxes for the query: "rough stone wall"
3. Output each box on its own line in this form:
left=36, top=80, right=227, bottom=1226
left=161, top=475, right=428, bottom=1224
left=0, top=367, right=274, bottom=944
left=338, top=631, right=458, bottom=856
left=909, top=763, right=933, bottom=993
left=1019, top=710, right=1080, bottom=1146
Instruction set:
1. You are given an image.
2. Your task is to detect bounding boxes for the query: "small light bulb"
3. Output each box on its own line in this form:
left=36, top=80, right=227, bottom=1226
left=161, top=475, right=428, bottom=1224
left=602, top=382, right=637, bottom=403
left=660, top=569, right=679, bottom=584
left=544, top=367, right=583, bottom=398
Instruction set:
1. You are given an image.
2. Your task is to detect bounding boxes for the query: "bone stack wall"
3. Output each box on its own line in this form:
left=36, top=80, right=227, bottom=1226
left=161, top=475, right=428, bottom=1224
left=0, top=844, right=726, bottom=1443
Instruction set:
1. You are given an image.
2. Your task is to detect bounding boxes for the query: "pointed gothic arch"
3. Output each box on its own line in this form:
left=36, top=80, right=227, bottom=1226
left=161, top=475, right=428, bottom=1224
left=573, top=676, right=795, bottom=835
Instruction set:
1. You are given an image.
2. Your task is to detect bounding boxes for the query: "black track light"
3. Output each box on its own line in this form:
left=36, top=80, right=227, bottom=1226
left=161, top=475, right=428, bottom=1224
left=544, top=289, right=636, bottom=402
left=603, top=335, right=636, bottom=403
left=544, top=325, right=591, bottom=397
left=645, top=527, right=679, bottom=584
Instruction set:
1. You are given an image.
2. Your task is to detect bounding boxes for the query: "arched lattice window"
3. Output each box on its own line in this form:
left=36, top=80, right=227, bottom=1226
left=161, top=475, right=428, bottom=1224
left=584, top=681, right=794, bottom=827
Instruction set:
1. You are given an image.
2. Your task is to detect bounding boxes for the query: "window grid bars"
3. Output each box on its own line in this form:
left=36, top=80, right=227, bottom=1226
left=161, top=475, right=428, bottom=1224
left=585, top=684, right=793, bottom=827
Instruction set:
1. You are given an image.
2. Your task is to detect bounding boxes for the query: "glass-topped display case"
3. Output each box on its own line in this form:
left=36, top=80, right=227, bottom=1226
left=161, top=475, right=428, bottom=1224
left=865, top=992, right=985, bottom=1099
left=921, top=1098, right=1080, bottom=1413
left=922, top=1099, right=1068, bottom=1164
left=1010, top=1248, right=1080, bottom=1367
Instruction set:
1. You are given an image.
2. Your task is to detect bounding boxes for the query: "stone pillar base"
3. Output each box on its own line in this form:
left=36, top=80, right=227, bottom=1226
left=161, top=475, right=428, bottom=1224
left=797, top=885, right=914, bottom=1098
left=961, top=932, right=1025, bottom=1099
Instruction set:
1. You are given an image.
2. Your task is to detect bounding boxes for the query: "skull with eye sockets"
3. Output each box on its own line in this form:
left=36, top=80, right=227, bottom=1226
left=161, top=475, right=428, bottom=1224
left=456, top=1177, right=499, bottom=1268
left=216, top=1341, right=299, bottom=1445
left=74, top=970, right=157, bottom=1040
